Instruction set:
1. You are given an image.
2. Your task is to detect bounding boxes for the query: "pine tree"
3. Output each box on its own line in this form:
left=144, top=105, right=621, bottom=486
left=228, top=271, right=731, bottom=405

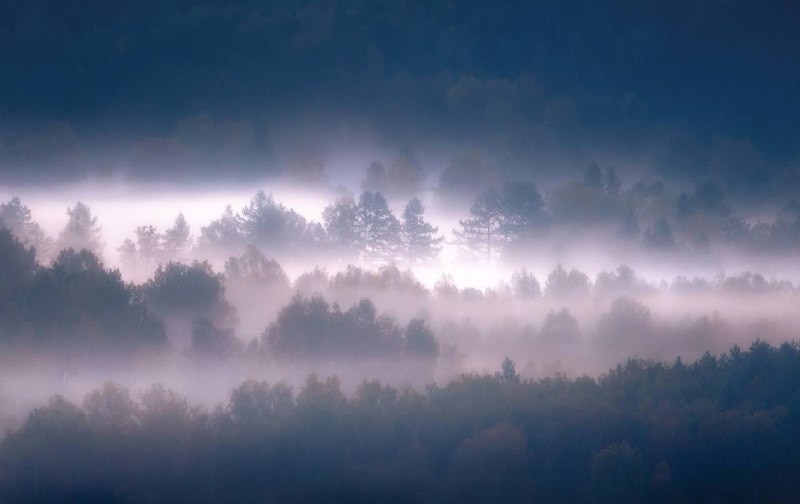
left=355, top=191, right=400, bottom=265
left=455, top=187, right=502, bottom=263
left=399, top=197, right=442, bottom=264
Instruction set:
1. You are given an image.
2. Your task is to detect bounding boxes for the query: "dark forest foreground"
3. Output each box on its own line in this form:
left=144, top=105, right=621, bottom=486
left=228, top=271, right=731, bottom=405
left=2, top=340, right=799, bottom=503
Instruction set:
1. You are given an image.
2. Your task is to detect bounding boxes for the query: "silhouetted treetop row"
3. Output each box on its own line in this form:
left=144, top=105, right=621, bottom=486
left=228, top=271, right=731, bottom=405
left=3, top=163, right=799, bottom=271
left=265, top=295, right=439, bottom=361
left=3, top=341, right=800, bottom=503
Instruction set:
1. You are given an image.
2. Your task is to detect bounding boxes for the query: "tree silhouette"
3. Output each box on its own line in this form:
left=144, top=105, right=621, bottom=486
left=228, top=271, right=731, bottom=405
left=509, top=268, right=541, bottom=298
left=162, top=213, right=192, bottom=261
left=144, top=261, right=235, bottom=329
left=455, top=187, right=502, bottom=263
left=404, top=318, right=439, bottom=358
left=355, top=191, right=400, bottom=265
left=499, top=181, right=547, bottom=242
left=399, top=197, right=443, bottom=264
left=26, top=248, right=165, bottom=351
left=240, top=191, right=311, bottom=254
left=0, top=197, right=51, bottom=259
left=196, top=205, right=245, bottom=255
left=0, top=227, right=37, bottom=326
left=58, top=202, right=103, bottom=255
left=497, top=357, right=520, bottom=384
left=322, top=195, right=359, bottom=260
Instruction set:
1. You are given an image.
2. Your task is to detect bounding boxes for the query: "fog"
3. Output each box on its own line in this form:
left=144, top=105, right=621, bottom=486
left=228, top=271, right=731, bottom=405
left=2, top=170, right=799, bottom=434
left=2, top=2, right=800, bottom=500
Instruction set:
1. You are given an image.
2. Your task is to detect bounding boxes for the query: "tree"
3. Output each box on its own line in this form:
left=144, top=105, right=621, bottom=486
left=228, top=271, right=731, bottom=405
left=264, top=295, right=417, bottom=359
left=191, top=317, right=241, bottom=358
left=228, top=380, right=293, bottom=425
left=57, top=202, right=103, bottom=255
left=240, top=191, right=310, bottom=253
left=404, top=318, right=439, bottom=358
left=0, top=227, right=37, bottom=323
left=597, top=296, right=653, bottom=355
left=538, top=308, right=580, bottom=345
left=240, top=191, right=286, bottom=245
left=26, top=249, right=165, bottom=351
left=135, top=225, right=161, bottom=266
left=224, top=244, right=288, bottom=286
left=455, top=187, right=502, bottom=263
left=499, top=181, right=547, bottom=241
left=589, top=442, right=644, bottom=503
left=447, top=423, right=534, bottom=502
left=163, top=213, right=192, bottom=261
left=544, top=265, right=590, bottom=299
left=510, top=268, right=541, bottom=298
left=0, top=197, right=51, bottom=259
left=399, top=197, right=442, bottom=264
left=196, top=205, right=245, bottom=255
left=355, top=191, right=400, bottom=265
left=497, top=357, right=520, bottom=384
left=322, top=195, right=359, bottom=259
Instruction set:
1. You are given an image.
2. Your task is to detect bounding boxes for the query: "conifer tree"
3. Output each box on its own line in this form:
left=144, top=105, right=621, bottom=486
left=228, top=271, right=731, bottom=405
left=399, top=197, right=442, bottom=264
left=355, top=191, right=399, bottom=265
left=455, top=187, right=502, bottom=263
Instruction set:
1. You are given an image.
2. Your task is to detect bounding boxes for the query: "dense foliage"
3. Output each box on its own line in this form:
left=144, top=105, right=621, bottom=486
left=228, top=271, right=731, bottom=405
left=0, top=229, right=165, bottom=353
left=2, top=341, right=799, bottom=503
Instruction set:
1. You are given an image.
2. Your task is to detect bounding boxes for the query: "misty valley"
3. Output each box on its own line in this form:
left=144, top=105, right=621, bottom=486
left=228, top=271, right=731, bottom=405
left=1, top=170, right=800, bottom=502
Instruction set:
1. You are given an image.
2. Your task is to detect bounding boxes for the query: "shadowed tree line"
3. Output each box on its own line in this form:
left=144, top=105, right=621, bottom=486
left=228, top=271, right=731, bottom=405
left=2, top=222, right=798, bottom=364
left=0, top=227, right=444, bottom=362
left=2, top=341, right=800, bottom=503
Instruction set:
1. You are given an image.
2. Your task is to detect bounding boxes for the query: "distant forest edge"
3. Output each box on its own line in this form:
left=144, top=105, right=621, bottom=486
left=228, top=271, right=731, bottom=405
left=2, top=340, right=800, bottom=503
left=2, top=160, right=800, bottom=275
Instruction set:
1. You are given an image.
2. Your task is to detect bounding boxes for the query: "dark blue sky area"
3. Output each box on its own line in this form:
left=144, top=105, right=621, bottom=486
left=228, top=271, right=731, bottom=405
left=0, top=0, right=798, bottom=187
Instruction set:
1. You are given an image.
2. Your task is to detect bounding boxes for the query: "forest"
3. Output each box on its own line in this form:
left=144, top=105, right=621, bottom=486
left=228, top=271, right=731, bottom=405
left=2, top=0, right=799, bottom=501
left=1, top=183, right=800, bottom=502
left=2, top=341, right=799, bottom=503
